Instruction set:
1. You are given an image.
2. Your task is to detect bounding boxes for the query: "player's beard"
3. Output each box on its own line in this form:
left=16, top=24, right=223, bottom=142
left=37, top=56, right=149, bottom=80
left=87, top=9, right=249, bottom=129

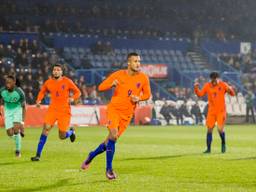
left=211, top=79, right=218, bottom=86
left=131, top=66, right=140, bottom=72
left=52, top=72, right=62, bottom=79
left=53, top=75, right=60, bottom=79
left=7, top=86, right=14, bottom=91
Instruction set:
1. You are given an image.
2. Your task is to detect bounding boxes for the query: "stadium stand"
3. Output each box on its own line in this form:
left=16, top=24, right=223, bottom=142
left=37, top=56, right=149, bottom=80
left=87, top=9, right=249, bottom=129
left=0, top=0, right=255, bottom=125
left=0, top=37, right=101, bottom=105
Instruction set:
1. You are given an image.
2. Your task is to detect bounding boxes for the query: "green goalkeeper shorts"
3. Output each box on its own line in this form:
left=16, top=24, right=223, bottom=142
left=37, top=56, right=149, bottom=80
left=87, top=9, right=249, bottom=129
left=4, top=107, right=23, bottom=130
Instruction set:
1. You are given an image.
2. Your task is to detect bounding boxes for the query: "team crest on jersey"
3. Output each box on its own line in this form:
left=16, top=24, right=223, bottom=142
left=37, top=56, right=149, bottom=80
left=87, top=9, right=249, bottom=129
left=136, top=82, right=141, bottom=88
left=128, top=89, right=132, bottom=96
left=61, top=85, right=65, bottom=90
left=218, top=87, right=222, bottom=91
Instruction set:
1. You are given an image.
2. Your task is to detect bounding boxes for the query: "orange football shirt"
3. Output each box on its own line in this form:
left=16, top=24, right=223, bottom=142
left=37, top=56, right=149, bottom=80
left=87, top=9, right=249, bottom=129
left=98, top=70, right=151, bottom=114
left=194, top=80, right=235, bottom=114
left=37, top=76, right=81, bottom=112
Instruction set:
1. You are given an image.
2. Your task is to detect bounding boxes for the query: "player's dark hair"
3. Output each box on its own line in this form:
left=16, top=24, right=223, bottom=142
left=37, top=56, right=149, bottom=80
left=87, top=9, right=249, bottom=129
left=52, top=63, right=64, bottom=71
left=127, top=52, right=139, bottom=60
left=6, top=75, right=16, bottom=82
left=209, top=72, right=219, bottom=79
left=51, top=63, right=65, bottom=75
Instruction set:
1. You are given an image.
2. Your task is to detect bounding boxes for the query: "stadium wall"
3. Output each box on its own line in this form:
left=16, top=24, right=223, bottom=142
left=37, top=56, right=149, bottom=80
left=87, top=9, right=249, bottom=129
left=0, top=105, right=152, bottom=127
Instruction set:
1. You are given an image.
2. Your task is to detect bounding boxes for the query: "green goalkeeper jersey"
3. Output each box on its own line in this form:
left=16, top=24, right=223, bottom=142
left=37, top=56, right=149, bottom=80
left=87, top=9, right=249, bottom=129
left=0, top=86, right=25, bottom=110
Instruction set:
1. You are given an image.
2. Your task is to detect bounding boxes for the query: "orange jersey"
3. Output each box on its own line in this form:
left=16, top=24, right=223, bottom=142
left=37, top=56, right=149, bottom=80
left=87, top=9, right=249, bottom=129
left=37, top=76, right=81, bottom=112
left=194, top=80, right=235, bottom=114
left=98, top=70, right=151, bottom=114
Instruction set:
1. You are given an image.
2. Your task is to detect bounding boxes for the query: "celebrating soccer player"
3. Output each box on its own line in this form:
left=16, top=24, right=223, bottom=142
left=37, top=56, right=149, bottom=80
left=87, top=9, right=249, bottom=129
left=31, top=64, right=81, bottom=161
left=81, top=52, right=151, bottom=180
left=0, top=75, right=26, bottom=157
left=194, top=72, right=235, bottom=153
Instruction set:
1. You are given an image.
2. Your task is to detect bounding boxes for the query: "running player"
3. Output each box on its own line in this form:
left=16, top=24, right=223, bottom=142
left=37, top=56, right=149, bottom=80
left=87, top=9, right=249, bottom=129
left=81, top=52, right=151, bottom=180
left=0, top=75, right=26, bottom=157
left=194, top=72, right=235, bottom=153
left=31, top=64, right=81, bottom=161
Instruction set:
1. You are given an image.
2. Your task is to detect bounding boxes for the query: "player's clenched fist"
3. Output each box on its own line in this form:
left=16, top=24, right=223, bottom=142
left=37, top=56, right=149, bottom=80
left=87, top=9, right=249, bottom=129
left=36, top=101, right=41, bottom=108
left=112, top=79, right=119, bottom=87
left=130, top=95, right=140, bottom=103
left=194, top=79, right=200, bottom=88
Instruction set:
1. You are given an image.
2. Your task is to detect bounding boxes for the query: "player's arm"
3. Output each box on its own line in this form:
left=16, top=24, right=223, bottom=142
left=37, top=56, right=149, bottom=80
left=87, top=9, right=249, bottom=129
left=0, top=94, right=3, bottom=116
left=20, top=89, right=26, bottom=123
left=139, top=76, right=151, bottom=101
left=194, top=82, right=207, bottom=97
left=22, top=102, right=26, bottom=123
left=18, top=88, right=26, bottom=122
left=36, top=82, right=48, bottom=107
left=98, top=72, right=119, bottom=91
left=68, top=80, right=81, bottom=103
left=224, top=83, right=235, bottom=96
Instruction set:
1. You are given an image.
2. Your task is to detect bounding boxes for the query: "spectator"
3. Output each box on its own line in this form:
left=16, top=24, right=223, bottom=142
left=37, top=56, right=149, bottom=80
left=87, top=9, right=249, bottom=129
left=160, top=101, right=171, bottom=125
left=169, top=103, right=180, bottom=125
left=245, top=91, right=255, bottom=123
left=88, top=85, right=98, bottom=99
left=81, top=84, right=89, bottom=103
left=190, top=102, right=203, bottom=124
left=27, top=91, right=36, bottom=104
left=203, top=104, right=208, bottom=119
left=178, top=101, right=191, bottom=125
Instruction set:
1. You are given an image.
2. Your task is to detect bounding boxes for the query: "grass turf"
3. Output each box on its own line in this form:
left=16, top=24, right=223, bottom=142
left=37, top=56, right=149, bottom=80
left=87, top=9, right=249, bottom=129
left=0, top=125, right=256, bottom=192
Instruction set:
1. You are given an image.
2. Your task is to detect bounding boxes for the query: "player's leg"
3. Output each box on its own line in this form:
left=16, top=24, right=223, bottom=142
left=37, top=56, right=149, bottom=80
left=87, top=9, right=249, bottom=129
left=31, top=123, right=54, bottom=161
left=105, top=127, right=118, bottom=180
left=4, top=113, right=20, bottom=157
left=117, top=115, right=132, bottom=138
left=12, top=108, right=23, bottom=156
left=81, top=110, right=119, bottom=172
left=13, top=122, right=22, bottom=157
left=31, top=112, right=55, bottom=161
left=19, top=123, right=25, bottom=138
left=104, top=110, right=127, bottom=180
left=251, top=107, right=256, bottom=123
left=245, top=105, right=249, bottom=122
left=81, top=140, right=107, bottom=170
left=204, top=113, right=216, bottom=153
left=57, top=113, right=75, bottom=142
left=6, top=127, right=19, bottom=157
left=105, top=115, right=131, bottom=180
left=217, top=113, right=226, bottom=153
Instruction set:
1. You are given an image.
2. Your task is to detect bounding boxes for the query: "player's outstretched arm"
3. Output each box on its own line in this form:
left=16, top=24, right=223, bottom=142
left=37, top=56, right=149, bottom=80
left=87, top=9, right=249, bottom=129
left=139, top=76, right=151, bottom=101
left=194, top=82, right=207, bottom=97
left=98, top=72, right=119, bottom=91
left=36, top=101, right=41, bottom=108
left=22, top=102, right=26, bottom=122
left=226, top=83, right=236, bottom=96
left=69, top=80, right=82, bottom=103
left=0, top=96, right=2, bottom=116
left=18, top=88, right=26, bottom=121
left=36, top=82, right=48, bottom=107
left=0, top=91, right=3, bottom=116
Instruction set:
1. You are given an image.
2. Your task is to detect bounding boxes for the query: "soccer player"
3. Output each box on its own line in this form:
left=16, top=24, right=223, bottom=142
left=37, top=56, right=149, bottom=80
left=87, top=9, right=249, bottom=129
left=81, top=52, right=151, bottom=180
left=0, top=75, right=26, bottom=157
left=194, top=72, right=235, bottom=153
left=31, top=64, right=81, bottom=161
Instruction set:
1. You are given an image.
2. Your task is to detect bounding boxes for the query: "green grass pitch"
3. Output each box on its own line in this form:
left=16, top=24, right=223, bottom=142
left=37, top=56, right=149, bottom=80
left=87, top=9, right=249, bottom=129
left=0, top=125, right=256, bottom=192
